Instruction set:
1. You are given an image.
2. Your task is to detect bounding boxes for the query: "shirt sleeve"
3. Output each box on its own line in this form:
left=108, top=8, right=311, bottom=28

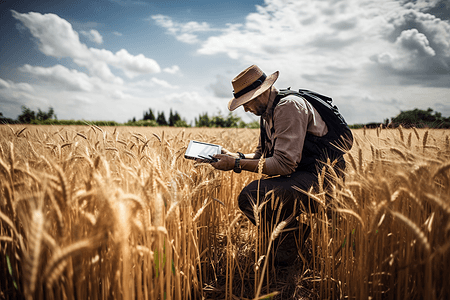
left=264, top=98, right=310, bottom=176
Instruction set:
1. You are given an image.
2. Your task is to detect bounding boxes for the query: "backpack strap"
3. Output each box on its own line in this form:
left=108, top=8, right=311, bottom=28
left=260, top=94, right=281, bottom=157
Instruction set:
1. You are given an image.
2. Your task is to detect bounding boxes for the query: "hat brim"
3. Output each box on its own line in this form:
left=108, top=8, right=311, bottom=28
left=228, top=71, right=279, bottom=111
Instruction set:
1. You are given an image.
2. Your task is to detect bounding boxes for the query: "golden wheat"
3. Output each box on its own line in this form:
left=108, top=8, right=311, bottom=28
left=0, top=125, right=449, bottom=300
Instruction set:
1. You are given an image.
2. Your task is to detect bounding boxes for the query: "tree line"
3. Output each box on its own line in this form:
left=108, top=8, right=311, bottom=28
left=348, top=107, right=450, bottom=129
left=128, top=108, right=258, bottom=128
left=0, top=105, right=259, bottom=128
left=2, top=105, right=450, bottom=128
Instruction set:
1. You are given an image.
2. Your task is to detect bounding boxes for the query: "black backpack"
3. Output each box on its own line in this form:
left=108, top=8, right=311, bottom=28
left=261, top=88, right=353, bottom=171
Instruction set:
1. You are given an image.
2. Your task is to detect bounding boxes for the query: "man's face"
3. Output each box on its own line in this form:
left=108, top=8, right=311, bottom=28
left=243, top=90, right=269, bottom=116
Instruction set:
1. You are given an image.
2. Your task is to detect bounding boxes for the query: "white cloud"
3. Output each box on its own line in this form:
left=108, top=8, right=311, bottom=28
left=163, top=65, right=180, bottom=74
left=195, top=0, right=449, bottom=88
left=128, top=77, right=179, bottom=89
left=176, top=33, right=199, bottom=44
left=89, top=48, right=161, bottom=79
left=19, top=64, right=98, bottom=92
left=369, top=8, right=450, bottom=80
left=209, top=74, right=231, bottom=98
left=397, top=29, right=435, bottom=56
left=371, top=28, right=438, bottom=73
left=0, top=74, right=135, bottom=121
left=151, top=14, right=216, bottom=44
left=0, top=78, right=34, bottom=94
left=151, top=77, right=179, bottom=89
left=0, top=78, right=11, bottom=89
left=160, top=91, right=209, bottom=121
left=11, top=10, right=161, bottom=82
left=0, top=78, right=46, bottom=116
left=81, top=29, right=103, bottom=44
left=113, top=31, right=123, bottom=36
left=11, top=10, right=86, bottom=58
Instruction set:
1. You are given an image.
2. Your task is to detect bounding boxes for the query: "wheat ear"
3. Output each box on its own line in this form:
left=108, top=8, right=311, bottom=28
left=423, top=130, right=429, bottom=152
left=251, top=197, right=260, bottom=227
left=192, top=198, right=210, bottom=222
left=390, top=147, right=408, bottom=161
left=335, top=208, right=365, bottom=229
left=397, top=125, right=404, bottom=142
left=432, top=162, right=450, bottom=181
left=407, top=132, right=412, bottom=148
left=0, top=210, right=20, bottom=237
left=50, top=160, right=71, bottom=210
left=24, top=209, right=45, bottom=300
left=44, top=239, right=94, bottom=289
left=15, top=127, right=27, bottom=137
left=257, top=157, right=265, bottom=176
left=153, top=192, right=165, bottom=227
left=413, top=127, right=420, bottom=140
left=390, top=210, right=431, bottom=254
left=347, top=152, right=357, bottom=171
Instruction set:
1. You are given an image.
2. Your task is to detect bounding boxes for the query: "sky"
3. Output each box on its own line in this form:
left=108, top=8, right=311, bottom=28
left=0, top=0, right=449, bottom=125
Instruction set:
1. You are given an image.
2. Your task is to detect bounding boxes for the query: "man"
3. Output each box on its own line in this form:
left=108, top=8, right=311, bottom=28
left=210, top=65, right=345, bottom=264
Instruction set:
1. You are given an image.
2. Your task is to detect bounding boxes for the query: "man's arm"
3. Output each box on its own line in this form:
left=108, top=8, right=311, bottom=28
left=211, top=154, right=269, bottom=174
left=221, top=148, right=257, bottom=159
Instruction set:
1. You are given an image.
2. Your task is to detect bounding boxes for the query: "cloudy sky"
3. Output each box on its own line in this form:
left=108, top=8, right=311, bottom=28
left=1, top=0, right=449, bottom=125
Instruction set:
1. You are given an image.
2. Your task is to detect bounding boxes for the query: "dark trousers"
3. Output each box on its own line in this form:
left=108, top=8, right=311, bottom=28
left=237, top=170, right=319, bottom=228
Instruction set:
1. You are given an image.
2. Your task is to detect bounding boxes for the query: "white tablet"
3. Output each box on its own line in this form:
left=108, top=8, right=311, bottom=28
left=185, top=140, right=222, bottom=161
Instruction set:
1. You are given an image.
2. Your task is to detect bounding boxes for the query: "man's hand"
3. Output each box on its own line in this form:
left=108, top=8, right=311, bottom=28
left=221, top=148, right=240, bottom=158
left=210, top=154, right=235, bottom=171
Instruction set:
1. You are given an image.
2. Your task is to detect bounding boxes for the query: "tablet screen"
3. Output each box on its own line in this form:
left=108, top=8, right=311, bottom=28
left=185, top=140, right=221, bottom=160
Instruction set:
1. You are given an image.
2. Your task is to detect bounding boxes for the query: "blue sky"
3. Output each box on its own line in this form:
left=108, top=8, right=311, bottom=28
left=1, top=0, right=449, bottom=125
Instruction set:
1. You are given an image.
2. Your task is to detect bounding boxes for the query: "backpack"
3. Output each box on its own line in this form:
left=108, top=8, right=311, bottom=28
left=260, top=88, right=353, bottom=172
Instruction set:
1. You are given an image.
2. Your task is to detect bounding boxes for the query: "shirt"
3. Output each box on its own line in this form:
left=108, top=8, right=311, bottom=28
left=254, top=94, right=328, bottom=176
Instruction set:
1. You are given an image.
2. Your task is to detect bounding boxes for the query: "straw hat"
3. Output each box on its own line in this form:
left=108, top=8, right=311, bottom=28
left=228, top=65, right=279, bottom=111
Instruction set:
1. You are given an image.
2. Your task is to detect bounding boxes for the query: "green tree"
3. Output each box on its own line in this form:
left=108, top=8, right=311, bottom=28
left=195, top=113, right=211, bottom=127
left=18, top=106, right=36, bottom=123
left=391, top=108, right=449, bottom=128
left=211, top=113, right=226, bottom=127
left=210, top=112, right=241, bottom=127
left=195, top=111, right=245, bottom=128
left=168, top=109, right=181, bottom=126
left=36, top=107, right=55, bottom=121
left=156, top=111, right=168, bottom=126
left=245, top=120, right=260, bottom=129
left=143, top=108, right=155, bottom=121
left=224, top=112, right=241, bottom=127
left=174, top=119, right=190, bottom=127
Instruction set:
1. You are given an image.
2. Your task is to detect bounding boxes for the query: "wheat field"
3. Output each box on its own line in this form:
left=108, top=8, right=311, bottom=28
left=0, top=124, right=449, bottom=300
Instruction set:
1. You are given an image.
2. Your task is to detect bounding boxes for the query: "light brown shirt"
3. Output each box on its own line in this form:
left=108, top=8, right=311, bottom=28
left=254, top=94, right=328, bottom=176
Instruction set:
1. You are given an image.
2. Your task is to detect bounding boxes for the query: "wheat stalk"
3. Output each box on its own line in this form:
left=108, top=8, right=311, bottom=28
left=255, top=206, right=295, bottom=299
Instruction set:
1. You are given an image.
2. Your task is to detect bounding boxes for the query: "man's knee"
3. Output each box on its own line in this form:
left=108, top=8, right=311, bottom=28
left=237, top=181, right=256, bottom=211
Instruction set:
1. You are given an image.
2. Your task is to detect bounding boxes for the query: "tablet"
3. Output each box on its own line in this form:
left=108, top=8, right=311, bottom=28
left=185, top=140, right=222, bottom=161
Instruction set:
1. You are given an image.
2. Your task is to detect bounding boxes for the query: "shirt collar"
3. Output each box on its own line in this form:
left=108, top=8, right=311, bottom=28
left=261, top=89, right=277, bottom=121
